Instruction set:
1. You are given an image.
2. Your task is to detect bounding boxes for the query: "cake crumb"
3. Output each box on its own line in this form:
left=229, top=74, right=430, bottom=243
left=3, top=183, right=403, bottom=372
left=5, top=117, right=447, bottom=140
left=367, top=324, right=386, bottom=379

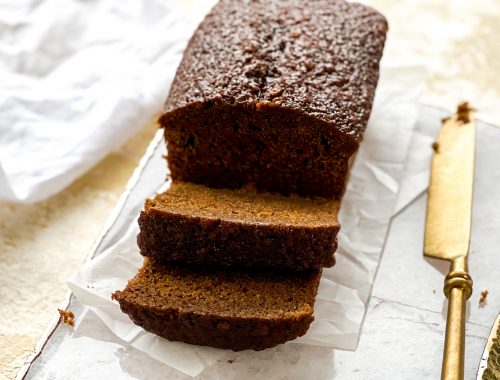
left=479, top=289, right=489, bottom=306
left=441, top=116, right=451, bottom=124
left=227, top=360, right=234, bottom=364
left=58, top=308, right=75, bottom=326
left=456, top=101, right=475, bottom=124
left=432, top=142, right=440, bottom=153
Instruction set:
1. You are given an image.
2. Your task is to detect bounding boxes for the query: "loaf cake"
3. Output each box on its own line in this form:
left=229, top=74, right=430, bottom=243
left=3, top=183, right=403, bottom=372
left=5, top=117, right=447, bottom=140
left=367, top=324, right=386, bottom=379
left=113, top=258, right=321, bottom=351
left=138, top=182, right=340, bottom=269
left=160, top=0, right=388, bottom=199
left=114, top=0, right=389, bottom=352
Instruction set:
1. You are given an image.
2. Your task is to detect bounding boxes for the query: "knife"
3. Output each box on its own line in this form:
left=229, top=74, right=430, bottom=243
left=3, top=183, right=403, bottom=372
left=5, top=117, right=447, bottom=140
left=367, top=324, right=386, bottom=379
left=424, top=102, right=476, bottom=380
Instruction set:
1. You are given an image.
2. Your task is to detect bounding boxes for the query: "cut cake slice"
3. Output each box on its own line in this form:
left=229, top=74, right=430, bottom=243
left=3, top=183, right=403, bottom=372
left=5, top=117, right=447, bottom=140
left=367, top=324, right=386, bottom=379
left=113, top=258, right=321, bottom=351
left=138, top=182, right=340, bottom=269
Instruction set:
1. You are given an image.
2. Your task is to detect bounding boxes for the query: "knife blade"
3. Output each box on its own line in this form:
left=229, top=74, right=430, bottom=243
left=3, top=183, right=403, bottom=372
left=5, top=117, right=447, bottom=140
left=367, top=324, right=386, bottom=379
left=423, top=102, right=476, bottom=380
left=424, top=104, right=475, bottom=261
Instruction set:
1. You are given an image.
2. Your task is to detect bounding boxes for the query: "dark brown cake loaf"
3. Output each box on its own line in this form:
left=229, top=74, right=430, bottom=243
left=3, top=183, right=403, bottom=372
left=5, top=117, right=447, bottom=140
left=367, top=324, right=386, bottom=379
left=113, top=259, right=321, bottom=351
left=160, top=0, right=388, bottom=199
left=138, top=182, right=340, bottom=269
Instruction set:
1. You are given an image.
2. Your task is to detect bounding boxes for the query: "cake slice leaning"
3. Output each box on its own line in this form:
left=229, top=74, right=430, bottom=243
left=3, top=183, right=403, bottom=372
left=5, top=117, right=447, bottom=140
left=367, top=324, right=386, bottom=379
left=137, top=182, right=340, bottom=270
left=112, top=258, right=321, bottom=351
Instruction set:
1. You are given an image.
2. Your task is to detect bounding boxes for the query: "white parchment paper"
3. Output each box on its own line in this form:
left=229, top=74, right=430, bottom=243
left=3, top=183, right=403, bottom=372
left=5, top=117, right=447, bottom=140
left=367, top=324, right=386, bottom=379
left=68, top=67, right=425, bottom=377
left=0, top=0, right=196, bottom=202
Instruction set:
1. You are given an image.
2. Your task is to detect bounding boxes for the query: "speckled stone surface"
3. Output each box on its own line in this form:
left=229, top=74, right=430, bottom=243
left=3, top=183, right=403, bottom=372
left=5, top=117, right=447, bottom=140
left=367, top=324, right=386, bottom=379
left=0, top=120, right=157, bottom=379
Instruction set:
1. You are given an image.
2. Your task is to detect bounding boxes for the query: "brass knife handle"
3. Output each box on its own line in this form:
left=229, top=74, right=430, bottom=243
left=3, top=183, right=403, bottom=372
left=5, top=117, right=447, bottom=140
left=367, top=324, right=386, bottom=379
left=441, top=271, right=473, bottom=380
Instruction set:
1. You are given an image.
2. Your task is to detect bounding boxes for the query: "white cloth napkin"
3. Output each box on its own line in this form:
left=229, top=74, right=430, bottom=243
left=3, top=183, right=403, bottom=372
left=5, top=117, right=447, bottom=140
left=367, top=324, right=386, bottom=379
left=0, top=0, right=196, bottom=202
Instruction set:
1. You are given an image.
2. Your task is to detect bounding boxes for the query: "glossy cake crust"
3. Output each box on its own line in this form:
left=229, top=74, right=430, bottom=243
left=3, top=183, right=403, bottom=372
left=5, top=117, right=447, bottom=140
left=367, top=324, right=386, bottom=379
left=159, top=0, right=387, bottom=198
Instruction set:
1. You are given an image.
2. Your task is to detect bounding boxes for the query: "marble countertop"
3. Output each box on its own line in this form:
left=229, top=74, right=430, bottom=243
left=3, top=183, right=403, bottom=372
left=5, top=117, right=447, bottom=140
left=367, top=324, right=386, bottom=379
left=1, top=0, right=499, bottom=378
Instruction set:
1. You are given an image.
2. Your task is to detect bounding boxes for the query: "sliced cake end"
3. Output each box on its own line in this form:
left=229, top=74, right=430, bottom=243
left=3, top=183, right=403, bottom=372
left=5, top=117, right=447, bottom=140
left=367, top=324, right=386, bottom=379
left=113, top=259, right=321, bottom=351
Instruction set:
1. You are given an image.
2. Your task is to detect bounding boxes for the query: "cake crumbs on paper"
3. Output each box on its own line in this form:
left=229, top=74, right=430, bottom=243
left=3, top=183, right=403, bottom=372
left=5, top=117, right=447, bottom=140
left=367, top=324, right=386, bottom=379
left=58, top=308, right=75, bottom=326
left=441, top=102, right=474, bottom=125
left=456, top=101, right=475, bottom=124
left=432, top=142, right=440, bottom=153
left=479, top=289, right=489, bottom=306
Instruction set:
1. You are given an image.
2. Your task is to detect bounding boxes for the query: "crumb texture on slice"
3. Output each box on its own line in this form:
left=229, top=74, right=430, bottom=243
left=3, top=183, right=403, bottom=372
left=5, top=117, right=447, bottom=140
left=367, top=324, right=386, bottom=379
left=147, top=182, right=340, bottom=226
left=138, top=182, right=339, bottom=269
left=113, top=259, right=321, bottom=351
